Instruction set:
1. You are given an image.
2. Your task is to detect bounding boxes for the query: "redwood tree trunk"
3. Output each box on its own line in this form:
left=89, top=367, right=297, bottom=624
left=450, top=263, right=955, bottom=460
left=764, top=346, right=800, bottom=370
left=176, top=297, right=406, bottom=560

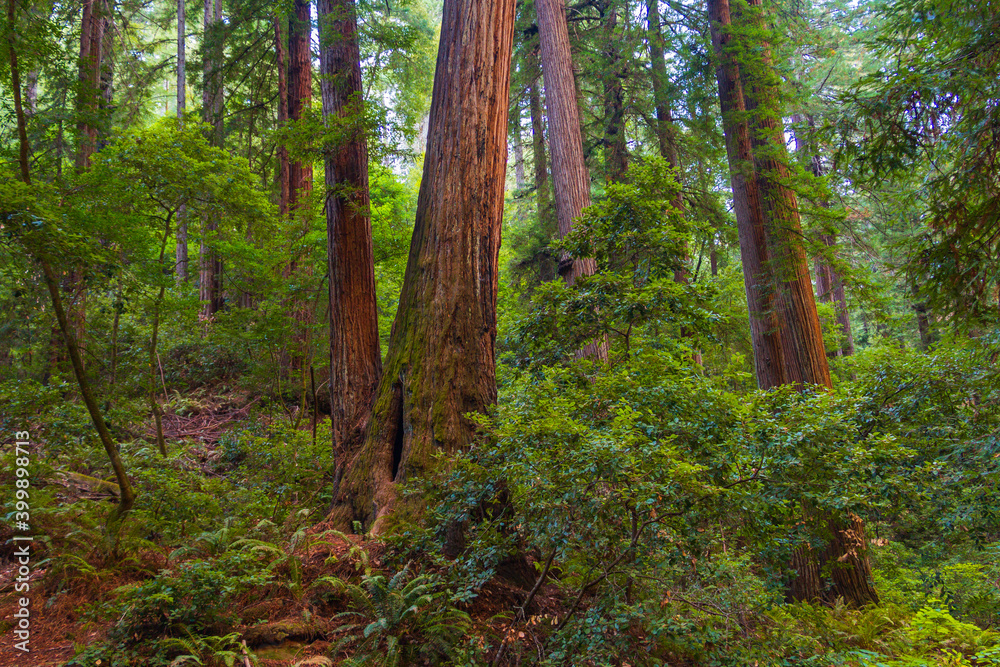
left=318, top=0, right=382, bottom=453
left=200, top=0, right=224, bottom=319
left=328, top=0, right=515, bottom=533
left=288, top=0, right=313, bottom=210
left=708, top=0, right=877, bottom=606
left=536, top=0, right=608, bottom=360
left=275, top=16, right=290, bottom=217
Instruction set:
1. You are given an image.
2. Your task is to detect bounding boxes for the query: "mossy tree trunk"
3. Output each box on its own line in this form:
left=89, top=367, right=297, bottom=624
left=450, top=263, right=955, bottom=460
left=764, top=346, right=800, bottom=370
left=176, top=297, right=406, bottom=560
left=328, top=0, right=516, bottom=533
left=318, top=0, right=382, bottom=454
left=708, top=0, right=877, bottom=606
left=200, top=0, right=224, bottom=320
left=536, top=0, right=608, bottom=360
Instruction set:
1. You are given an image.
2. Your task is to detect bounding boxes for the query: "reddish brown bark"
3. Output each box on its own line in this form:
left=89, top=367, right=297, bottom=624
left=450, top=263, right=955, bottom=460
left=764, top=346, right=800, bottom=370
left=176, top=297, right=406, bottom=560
left=536, top=0, right=608, bottom=360
left=329, top=0, right=515, bottom=532
left=709, top=0, right=876, bottom=607
left=176, top=0, right=189, bottom=281
left=527, top=50, right=555, bottom=237
left=200, top=0, right=224, bottom=319
left=76, top=0, right=104, bottom=171
left=288, top=0, right=313, bottom=210
left=709, top=0, right=829, bottom=390
left=601, top=1, right=627, bottom=183
left=275, top=17, right=290, bottom=217
left=318, top=0, right=382, bottom=453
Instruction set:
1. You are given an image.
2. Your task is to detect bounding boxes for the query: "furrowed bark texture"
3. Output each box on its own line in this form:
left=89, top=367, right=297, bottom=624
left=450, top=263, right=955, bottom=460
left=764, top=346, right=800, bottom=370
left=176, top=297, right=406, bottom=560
left=537, top=0, right=608, bottom=360
left=709, top=0, right=876, bottom=606
left=318, top=0, right=382, bottom=452
left=329, top=0, right=515, bottom=532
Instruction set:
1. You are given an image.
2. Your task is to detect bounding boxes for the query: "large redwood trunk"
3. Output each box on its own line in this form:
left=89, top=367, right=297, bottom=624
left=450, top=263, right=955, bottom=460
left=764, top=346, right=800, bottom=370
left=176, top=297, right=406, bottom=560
left=708, top=0, right=877, bottom=606
left=318, top=0, right=382, bottom=454
left=536, top=0, right=608, bottom=360
left=328, top=0, right=515, bottom=532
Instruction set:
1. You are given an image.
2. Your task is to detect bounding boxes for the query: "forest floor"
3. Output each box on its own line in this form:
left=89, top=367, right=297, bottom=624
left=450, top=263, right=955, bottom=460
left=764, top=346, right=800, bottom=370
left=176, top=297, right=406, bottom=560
left=0, top=399, right=566, bottom=667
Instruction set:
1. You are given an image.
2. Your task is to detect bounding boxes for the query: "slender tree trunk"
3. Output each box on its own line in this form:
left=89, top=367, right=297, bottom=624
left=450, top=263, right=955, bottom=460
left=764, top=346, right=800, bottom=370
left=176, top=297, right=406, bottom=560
left=99, top=0, right=113, bottom=113
left=288, top=0, right=313, bottom=211
left=318, top=0, right=382, bottom=454
left=536, top=0, right=608, bottom=360
left=76, top=0, right=103, bottom=171
left=794, top=115, right=854, bottom=358
left=815, top=234, right=855, bottom=357
left=647, top=0, right=675, bottom=167
left=527, top=51, right=554, bottom=239
left=176, top=0, right=188, bottom=282
left=200, top=0, right=224, bottom=319
left=512, top=120, right=526, bottom=189
left=328, top=0, right=515, bottom=533
left=709, top=0, right=877, bottom=607
left=600, top=1, right=627, bottom=183
left=7, top=0, right=29, bottom=183
left=7, top=36, right=136, bottom=510
left=275, top=17, right=290, bottom=217
left=647, top=0, right=700, bottom=362
left=25, top=69, right=38, bottom=115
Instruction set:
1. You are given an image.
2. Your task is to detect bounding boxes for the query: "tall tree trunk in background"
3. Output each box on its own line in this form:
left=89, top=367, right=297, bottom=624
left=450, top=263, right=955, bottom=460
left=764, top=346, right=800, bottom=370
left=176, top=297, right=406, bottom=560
left=794, top=114, right=854, bottom=358
left=318, top=0, right=382, bottom=456
left=328, top=0, right=515, bottom=533
left=527, top=50, right=554, bottom=239
left=176, top=0, right=188, bottom=281
left=274, top=17, right=290, bottom=217
left=512, top=120, right=526, bottom=189
left=600, top=1, right=627, bottom=183
left=66, top=0, right=107, bottom=368
left=8, top=8, right=136, bottom=514
left=76, top=0, right=103, bottom=171
left=99, top=0, right=112, bottom=113
left=815, top=233, right=854, bottom=357
left=709, top=0, right=878, bottom=607
left=200, top=0, right=224, bottom=319
left=288, top=0, right=312, bottom=213
left=647, top=0, right=676, bottom=169
left=648, top=0, right=700, bottom=362
left=537, top=0, right=608, bottom=360
left=26, top=69, right=38, bottom=115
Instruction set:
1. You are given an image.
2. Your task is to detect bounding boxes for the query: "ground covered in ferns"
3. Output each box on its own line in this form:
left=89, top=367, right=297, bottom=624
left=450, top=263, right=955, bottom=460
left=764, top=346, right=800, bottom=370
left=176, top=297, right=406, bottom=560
left=2, top=350, right=1000, bottom=666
